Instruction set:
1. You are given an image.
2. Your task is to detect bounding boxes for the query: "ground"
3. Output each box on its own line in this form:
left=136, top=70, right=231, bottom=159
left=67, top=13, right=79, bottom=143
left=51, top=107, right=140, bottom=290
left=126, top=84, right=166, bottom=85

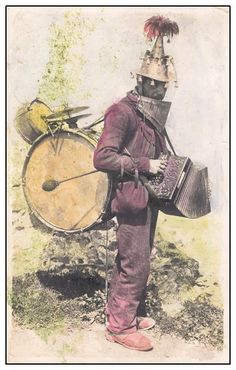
left=8, top=320, right=227, bottom=364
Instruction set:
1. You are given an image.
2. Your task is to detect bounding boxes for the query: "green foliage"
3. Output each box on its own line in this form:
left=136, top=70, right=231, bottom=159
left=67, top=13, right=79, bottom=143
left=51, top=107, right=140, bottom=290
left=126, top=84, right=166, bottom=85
left=10, top=274, right=66, bottom=336
left=150, top=240, right=200, bottom=301
left=157, top=213, right=223, bottom=307
left=158, top=295, right=224, bottom=350
left=9, top=274, right=84, bottom=338
left=146, top=240, right=224, bottom=350
left=12, top=228, right=50, bottom=276
left=9, top=270, right=106, bottom=339
left=37, top=9, right=95, bottom=106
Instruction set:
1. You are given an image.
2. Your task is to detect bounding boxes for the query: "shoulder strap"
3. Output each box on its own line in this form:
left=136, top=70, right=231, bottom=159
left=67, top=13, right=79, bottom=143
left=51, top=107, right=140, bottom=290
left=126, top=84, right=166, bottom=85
left=163, top=128, right=177, bottom=156
left=139, top=113, right=177, bottom=156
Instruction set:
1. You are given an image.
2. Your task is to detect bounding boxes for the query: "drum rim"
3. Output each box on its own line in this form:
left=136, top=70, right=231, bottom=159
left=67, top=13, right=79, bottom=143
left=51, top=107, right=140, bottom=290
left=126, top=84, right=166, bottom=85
left=22, top=129, right=113, bottom=233
left=15, top=119, right=43, bottom=145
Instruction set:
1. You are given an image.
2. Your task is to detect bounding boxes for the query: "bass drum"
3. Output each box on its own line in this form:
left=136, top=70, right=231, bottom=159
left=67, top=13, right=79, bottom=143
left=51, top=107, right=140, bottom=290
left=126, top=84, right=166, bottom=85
left=22, top=129, right=112, bottom=233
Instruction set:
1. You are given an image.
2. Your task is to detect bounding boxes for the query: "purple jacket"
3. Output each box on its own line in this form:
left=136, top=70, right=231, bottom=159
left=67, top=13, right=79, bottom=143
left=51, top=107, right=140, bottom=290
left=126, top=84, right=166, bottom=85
left=93, top=91, right=167, bottom=214
left=94, top=93, right=166, bottom=217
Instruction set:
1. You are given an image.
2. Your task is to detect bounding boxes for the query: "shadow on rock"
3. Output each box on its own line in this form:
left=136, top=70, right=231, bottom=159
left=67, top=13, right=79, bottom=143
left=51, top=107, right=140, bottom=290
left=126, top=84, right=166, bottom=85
left=11, top=271, right=107, bottom=331
left=36, top=270, right=105, bottom=299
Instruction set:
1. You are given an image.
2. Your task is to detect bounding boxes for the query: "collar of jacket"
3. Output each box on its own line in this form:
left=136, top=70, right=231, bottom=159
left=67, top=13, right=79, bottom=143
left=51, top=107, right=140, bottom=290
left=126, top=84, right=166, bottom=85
left=126, top=90, right=172, bottom=135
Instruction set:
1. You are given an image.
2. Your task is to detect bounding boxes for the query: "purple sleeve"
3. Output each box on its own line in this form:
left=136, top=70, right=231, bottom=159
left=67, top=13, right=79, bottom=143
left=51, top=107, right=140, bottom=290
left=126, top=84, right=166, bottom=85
left=93, top=104, right=150, bottom=175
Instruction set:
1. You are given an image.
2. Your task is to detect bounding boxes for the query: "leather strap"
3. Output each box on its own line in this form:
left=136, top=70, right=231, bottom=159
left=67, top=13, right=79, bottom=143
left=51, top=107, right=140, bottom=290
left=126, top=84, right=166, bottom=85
left=134, top=168, right=139, bottom=188
left=120, top=156, right=125, bottom=180
left=163, top=128, right=177, bottom=156
left=122, top=147, right=140, bottom=187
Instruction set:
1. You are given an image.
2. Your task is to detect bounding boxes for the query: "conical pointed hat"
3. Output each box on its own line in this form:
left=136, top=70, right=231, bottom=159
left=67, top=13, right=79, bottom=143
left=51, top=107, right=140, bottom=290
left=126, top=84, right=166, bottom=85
left=137, top=16, right=179, bottom=83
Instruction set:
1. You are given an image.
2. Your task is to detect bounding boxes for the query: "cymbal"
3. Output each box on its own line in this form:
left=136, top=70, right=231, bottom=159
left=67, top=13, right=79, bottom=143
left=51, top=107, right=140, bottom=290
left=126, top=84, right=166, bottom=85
left=46, top=106, right=90, bottom=122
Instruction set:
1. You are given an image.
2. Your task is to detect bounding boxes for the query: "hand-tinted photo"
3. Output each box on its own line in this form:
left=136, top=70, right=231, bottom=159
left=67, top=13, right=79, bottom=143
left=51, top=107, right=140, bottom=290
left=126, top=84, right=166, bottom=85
left=7, top=6, right=230, bottom=364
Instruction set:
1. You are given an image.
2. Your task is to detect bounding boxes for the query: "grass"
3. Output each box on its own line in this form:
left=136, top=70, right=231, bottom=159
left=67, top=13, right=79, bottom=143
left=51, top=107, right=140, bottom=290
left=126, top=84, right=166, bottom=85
left=157, top=212, right=223, bottom=308
left=11, top=228, right=51, bottom=276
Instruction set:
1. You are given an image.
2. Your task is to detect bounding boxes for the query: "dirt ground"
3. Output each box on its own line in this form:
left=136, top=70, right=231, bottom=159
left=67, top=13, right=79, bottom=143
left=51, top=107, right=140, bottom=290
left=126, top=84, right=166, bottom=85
left=7, top=320, right=228, bottom=364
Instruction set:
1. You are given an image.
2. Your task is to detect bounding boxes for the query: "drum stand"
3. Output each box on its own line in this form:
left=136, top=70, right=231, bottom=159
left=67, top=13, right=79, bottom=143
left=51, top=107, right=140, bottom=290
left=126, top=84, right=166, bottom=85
left=104, top=222, right=109, bottom=326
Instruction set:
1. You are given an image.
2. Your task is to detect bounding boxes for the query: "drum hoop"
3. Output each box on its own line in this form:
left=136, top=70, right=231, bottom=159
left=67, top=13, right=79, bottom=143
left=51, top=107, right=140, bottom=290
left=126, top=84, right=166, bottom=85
left=15, top=125, right=33, bottom=145
left=22, top=129, right=113, bottom=233
left=15, top=119, right=44, bottom=145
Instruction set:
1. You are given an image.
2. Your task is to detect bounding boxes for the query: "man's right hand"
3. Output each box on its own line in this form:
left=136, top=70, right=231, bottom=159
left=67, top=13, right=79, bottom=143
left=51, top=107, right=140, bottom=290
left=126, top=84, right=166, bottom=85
left=149, top=159, right=168, bottom=175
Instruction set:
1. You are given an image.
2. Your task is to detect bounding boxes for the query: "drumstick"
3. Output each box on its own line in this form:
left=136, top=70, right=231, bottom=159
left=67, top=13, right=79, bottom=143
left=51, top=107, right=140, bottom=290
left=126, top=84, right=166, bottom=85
left=42, top=169, right=98, bottom=192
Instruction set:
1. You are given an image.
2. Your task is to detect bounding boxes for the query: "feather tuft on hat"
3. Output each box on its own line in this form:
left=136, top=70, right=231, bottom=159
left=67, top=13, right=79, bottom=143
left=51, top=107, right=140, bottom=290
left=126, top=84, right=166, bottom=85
left=136, top=15, right=179, bottom=83
left=144, top=15, right=179, bottom=41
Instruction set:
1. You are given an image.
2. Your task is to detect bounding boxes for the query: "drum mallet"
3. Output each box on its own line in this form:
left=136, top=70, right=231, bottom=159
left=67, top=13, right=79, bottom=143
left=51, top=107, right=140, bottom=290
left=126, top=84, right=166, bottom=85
left=42, top=169, right=98, bottom=192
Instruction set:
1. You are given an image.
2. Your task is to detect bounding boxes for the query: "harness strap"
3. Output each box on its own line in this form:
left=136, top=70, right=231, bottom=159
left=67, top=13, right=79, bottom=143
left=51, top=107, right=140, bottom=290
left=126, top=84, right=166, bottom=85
left=163, top=128, right=177, bottom=156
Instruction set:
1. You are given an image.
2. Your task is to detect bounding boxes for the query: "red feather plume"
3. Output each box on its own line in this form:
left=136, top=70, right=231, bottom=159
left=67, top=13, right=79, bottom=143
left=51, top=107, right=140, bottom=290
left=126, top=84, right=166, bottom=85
left=144, top=15, right=179, bottom=41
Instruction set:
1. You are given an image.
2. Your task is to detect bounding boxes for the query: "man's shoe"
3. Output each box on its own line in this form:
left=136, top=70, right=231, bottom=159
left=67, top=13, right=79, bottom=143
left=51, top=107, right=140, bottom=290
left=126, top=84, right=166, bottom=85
left=137, top=317, right=155, bottom=330
left=105, top=330, right=153, bottom=351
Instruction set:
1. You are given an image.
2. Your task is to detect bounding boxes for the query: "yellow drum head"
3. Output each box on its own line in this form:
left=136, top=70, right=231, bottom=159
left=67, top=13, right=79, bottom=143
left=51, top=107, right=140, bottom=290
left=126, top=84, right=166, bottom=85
left=22, top=130, right=111, bottom=232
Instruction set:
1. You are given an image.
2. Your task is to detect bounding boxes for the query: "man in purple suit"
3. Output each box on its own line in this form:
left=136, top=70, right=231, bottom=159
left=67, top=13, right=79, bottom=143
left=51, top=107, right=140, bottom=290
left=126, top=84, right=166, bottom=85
left=93, top=16, right=179, bottom=351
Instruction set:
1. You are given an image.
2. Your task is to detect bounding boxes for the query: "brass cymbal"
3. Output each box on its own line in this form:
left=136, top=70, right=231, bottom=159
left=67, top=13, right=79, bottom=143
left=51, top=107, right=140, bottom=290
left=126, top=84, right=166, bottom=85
left=65, top=114, right=92, bottom=128
left=46, top=106, right=90, bottom=122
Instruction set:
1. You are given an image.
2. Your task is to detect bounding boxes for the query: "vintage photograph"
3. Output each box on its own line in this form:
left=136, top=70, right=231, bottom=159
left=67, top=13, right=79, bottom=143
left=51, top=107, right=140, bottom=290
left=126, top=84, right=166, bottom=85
left=7, top=6, right=230, bottom=363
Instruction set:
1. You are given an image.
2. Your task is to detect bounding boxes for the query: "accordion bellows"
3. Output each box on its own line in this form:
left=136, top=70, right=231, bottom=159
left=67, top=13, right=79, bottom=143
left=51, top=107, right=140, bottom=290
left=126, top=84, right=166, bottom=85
left=142, top=154, right=211, bottom=219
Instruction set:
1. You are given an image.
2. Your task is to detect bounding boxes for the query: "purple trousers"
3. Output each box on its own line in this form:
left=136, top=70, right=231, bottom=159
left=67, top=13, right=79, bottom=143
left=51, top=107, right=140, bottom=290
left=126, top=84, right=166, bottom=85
left=106, top=205, right=158, bottom=334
